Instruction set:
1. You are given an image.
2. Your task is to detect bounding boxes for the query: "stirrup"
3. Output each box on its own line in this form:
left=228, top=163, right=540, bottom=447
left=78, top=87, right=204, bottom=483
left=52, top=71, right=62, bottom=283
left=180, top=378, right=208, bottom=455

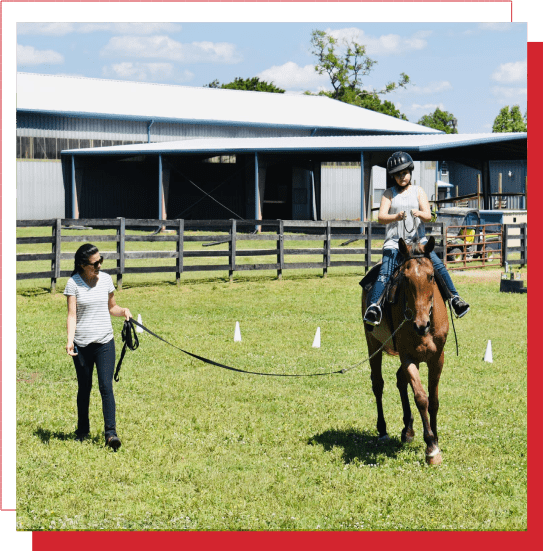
left=364, top=304, right=382, bottom=326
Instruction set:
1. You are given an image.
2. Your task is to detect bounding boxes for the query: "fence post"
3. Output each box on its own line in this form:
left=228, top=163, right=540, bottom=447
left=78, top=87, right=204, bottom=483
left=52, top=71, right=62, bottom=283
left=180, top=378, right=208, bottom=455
left=502, top=224, right=508, bottom=268
left=277, top=219, right=284, bottom=280
left=498, top=173, right=503, bottom=209
left=51, top=218, right=61, bottom=293
left=229, top=219, right=237, bottom=282
left=116, top=217, right=125, bottom=290
left=176, top=219, right=184, bottom=285
left=520, top=222, right=527, bottom=267
left=365, top=221, right=372, bottom=273
left=323, top=220, right=331, bottom=277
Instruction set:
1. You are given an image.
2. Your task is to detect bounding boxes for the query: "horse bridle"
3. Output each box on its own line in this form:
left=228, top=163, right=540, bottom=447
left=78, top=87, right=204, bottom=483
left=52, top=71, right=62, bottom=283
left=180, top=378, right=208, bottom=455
left=398, top=253, right=435, bottom=324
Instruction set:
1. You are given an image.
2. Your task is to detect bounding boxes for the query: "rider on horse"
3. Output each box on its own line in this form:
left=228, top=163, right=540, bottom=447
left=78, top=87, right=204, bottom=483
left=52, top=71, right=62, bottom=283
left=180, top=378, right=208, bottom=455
left=363, top=151, right=470, bottom=326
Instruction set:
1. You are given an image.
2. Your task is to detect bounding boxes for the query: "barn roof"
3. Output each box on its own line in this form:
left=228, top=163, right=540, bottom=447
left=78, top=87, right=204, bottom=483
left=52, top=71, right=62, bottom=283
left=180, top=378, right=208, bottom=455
left=61, top=132, right=527, bottom=162
left=17, top=72, right=442, bottom=135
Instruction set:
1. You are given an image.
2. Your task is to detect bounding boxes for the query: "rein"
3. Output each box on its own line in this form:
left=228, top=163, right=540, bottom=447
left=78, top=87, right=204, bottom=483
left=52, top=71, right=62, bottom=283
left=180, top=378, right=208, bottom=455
left=114, top=315, right=413, bottom=382
left=396, top=253, right=459, bottom=356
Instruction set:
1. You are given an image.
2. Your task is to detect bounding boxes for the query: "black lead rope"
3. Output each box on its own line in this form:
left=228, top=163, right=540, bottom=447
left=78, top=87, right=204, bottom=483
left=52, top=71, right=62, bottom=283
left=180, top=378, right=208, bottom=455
left=114, top=318, right=346, bottom=381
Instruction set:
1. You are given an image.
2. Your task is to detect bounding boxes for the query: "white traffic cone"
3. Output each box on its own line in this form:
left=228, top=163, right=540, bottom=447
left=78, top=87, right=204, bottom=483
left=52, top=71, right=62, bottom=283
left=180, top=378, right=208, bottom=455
left=483, top=340, right=493, bottom=363
left=136, top=314, right=144, bottom=333
left=234, top=321, right=242, bottom=342
left=312, top=327, right=321, bottom=348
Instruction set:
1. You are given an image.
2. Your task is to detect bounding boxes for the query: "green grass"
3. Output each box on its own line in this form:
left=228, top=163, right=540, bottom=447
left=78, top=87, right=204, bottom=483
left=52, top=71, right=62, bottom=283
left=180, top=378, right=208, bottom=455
left=16, top=262, right=527, bottom=531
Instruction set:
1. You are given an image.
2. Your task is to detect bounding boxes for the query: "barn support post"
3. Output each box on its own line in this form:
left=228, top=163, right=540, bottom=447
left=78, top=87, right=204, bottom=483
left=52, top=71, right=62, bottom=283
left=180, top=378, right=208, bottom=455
left=254, top=152, right=261, bottom=233
left=71, top=155, right=78, bottom=219
left=158, top=154, right=164, bottom=220
left=482, top=160, right=491, bottom=210
left=360, top=151, right=366, bottom=225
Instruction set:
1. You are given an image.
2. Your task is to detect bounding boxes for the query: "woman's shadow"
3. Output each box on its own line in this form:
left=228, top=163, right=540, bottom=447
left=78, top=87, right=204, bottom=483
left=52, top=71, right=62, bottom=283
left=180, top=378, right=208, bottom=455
left=308, top=428, right=409, bottom=465
left=34, top=426, right=101, bottom=445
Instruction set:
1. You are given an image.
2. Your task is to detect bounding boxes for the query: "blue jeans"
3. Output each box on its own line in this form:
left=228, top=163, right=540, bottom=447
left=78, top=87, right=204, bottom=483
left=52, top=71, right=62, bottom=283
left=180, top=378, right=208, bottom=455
left=368, top=248, right=458, bottom=306
left=72, top=338, right=117, bottom=441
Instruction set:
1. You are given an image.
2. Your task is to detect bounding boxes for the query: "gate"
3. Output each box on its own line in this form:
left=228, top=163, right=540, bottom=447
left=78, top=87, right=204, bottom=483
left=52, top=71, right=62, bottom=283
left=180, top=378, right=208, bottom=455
left=444, top=224, right=502, bottom=270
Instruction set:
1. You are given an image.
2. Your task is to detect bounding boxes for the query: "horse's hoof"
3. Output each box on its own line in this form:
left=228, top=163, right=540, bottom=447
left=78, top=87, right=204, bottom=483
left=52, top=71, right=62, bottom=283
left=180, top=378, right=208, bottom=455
left=378, top=434, right=390, bottom=443
left=425, top=448, right=442, bottom=466
left=402, top=434, right=414, bottom=444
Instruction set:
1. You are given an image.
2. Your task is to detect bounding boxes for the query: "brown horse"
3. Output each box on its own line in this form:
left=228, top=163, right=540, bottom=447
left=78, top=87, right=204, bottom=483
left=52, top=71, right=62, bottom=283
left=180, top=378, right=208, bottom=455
left=362, top=236, right=449, bottom=465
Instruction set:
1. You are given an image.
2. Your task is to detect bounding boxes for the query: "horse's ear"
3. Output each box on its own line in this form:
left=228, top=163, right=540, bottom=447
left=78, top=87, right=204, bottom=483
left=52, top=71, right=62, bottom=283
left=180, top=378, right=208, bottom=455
left=424, top=236, right=435, bottom=255
left=399, top=238, right=408, bottom=257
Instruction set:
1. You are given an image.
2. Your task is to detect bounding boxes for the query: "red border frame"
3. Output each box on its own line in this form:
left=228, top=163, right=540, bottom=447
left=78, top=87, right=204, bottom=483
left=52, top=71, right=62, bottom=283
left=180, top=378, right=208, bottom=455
left=3, top=2, right=539, bottom=550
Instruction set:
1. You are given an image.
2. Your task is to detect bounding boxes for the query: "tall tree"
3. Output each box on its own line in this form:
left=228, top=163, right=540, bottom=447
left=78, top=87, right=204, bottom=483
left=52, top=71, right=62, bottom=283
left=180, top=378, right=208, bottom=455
left=417, top=107, right=458, bottom=133
left=309, top=29, right=410, bottom=119
left=204, top=77, right=285, bottom=93
left=492, top=105, right=527, bottom=132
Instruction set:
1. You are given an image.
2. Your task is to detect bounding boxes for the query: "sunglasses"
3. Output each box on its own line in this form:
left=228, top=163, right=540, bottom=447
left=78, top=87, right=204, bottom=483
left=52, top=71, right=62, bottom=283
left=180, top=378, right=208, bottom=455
left=86, top=256, right=104, bottom=269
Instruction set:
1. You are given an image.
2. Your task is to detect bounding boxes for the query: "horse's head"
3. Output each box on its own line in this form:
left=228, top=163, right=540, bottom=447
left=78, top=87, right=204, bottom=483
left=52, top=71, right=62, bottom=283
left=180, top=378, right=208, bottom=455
left=398, top=237, right=436, bottom=336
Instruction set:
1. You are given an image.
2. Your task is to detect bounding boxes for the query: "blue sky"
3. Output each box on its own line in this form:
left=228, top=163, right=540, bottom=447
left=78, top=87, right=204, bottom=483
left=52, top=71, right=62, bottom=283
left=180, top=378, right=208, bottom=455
left=17, top=21, right=526, bottom=134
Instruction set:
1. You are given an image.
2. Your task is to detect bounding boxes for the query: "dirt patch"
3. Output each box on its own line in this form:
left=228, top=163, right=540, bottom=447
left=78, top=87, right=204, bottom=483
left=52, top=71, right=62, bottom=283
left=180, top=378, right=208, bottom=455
left=17, top=372, right=40, bottom=384
left=452, top=269, right=527, bottom=284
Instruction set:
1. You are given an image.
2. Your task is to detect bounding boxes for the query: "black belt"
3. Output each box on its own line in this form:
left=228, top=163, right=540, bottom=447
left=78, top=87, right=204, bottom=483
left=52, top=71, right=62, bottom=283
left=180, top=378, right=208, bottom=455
left=114, top=318, right=345, bottom=382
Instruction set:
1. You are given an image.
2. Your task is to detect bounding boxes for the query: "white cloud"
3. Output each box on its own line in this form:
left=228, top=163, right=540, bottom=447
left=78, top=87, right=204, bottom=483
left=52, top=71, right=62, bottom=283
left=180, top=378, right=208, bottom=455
left=257, top=62, right=329, bottom=92
left=491, top=86, right=527, bottom=101
left=491, top=60, right=527, bottom=83
left=17, top=23, right=182, bottom=35
left=101, top=62, right=193, bottom=83
left=100, top=36, right=241, bottom=64
left=18, top=23, right=75, bottom=35
left=479, top=23, right=512, bottom=31
left=17, top=44, right=64, bottom=65
left=410, top=103, right=445, bottom=112
left=409, top=81, right=452, bottom=95
left=325, top=27, right=430, bottom=56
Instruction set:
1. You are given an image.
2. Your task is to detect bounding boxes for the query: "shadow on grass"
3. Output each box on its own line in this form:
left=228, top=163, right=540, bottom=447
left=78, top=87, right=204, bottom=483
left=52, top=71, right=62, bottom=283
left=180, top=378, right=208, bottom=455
left=308, top=428, right=408, bottom=465
left=34, top=426, right=101, bottom=445
left=18, top=287, right=52, bottom=297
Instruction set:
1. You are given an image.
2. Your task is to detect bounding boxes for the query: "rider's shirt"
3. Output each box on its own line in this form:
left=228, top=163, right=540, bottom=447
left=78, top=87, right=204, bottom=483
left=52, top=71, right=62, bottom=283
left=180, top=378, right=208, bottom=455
left=383, top=185, right=427, bottom=250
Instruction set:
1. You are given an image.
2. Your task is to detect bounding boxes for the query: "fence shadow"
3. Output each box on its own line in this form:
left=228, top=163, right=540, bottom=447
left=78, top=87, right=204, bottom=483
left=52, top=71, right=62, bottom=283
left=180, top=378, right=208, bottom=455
left=308, top=428, right=408, bottom=465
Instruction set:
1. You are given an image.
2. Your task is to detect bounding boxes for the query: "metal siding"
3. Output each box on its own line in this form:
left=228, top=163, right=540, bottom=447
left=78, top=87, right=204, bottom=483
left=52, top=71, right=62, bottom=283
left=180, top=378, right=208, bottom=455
left=321, top=165, right=361, bottom=220
left=17, top=160, right=65, bottom=219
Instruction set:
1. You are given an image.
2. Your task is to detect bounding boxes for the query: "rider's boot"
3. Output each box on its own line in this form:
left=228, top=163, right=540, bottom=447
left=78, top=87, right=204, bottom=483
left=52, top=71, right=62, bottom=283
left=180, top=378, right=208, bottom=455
left=450, top=295, right=470, bottom=318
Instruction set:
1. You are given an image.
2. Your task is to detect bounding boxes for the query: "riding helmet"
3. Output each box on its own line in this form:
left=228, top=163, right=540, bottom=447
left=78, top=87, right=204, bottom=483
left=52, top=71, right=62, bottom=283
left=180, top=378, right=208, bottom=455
left=387, top=151, right=414, bottom=175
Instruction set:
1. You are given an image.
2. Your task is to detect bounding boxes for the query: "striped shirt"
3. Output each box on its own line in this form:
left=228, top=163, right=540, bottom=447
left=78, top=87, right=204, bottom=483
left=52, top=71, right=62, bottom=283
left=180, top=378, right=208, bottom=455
left=383, top=185, right=427, bottom=250
left=64, top=272, right=115, bottom=346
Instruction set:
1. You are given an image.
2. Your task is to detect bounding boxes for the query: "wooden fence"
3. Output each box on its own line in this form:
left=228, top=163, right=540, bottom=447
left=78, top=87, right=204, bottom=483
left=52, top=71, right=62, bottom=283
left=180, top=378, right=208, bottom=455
left=17, top=218, right=446, bottom=291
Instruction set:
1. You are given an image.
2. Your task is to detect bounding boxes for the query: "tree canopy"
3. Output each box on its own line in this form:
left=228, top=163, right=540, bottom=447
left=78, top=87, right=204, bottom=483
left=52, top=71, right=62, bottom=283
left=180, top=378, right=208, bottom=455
left=204, top=77, right=285, bottom=94
left=492, top=105, right=527, bottom=133
left=308, top=29, right=410, bottom=119
left=417, top=107, right=458, bottom=134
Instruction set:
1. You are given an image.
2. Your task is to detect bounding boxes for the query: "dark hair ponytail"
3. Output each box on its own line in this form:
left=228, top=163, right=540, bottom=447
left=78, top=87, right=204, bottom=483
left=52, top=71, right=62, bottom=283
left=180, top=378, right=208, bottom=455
left=71, top=243, right=99, bottom=276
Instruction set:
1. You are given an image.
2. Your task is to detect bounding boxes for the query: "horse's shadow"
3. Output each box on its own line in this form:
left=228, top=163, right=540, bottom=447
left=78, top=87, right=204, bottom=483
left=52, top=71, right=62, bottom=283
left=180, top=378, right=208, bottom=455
left=34, top=426, right=101, bottom=445
left=308, top=428, right=409, bottom=465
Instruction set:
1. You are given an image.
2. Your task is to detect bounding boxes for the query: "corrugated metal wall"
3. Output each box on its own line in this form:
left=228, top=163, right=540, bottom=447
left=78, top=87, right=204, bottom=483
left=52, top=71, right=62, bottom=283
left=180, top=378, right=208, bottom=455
left=17, top=160, right=65, bottom=219
left=17, top=112, right=312, bottom=143
left=321, top=165, right=361, bottom=220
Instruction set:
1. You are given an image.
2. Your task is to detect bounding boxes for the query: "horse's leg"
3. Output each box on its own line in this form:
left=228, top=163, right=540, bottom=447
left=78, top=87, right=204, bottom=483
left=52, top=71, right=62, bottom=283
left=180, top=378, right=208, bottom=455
left=427, top=350, right=445, bottom=447
left=396, top=366, right=414, bottom=443
left=367, top=339, right=388, bottom=441
left=401, top=358, right=441, bottom=465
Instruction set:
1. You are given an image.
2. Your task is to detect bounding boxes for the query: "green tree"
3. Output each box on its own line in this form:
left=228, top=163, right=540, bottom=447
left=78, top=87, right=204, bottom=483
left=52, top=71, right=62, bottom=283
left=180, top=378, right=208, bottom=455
left=309, top=29, right=410, bottom=119
left=492, top=105, right=527, bottom=132
left=417, top=107, right=458, bottom=133
left=204, top=77, right=285, bottom=93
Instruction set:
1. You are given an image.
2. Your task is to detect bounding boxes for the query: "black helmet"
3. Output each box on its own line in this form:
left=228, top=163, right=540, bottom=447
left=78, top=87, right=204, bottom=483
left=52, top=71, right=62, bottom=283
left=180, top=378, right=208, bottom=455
left=387, top=151, right=414, bottom=175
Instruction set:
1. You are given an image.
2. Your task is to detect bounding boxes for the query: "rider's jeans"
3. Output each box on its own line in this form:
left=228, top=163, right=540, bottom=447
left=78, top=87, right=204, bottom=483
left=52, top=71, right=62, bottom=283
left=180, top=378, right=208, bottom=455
left=368, top=248, right=458, bottom=307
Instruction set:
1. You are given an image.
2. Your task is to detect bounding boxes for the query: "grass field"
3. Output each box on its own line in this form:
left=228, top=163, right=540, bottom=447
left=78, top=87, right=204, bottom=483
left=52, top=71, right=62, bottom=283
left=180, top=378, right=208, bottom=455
left=16, top=242, right=527, bottom=531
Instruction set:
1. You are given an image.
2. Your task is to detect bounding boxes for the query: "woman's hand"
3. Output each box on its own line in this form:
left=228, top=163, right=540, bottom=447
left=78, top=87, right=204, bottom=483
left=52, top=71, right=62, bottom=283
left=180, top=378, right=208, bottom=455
left=396, top=211, right=406, bottom=221
left=123, top=308, right=132, bottom=321
left=411, top=209, right=422, bottom=218
left=66, top=341, right=77, bottom=356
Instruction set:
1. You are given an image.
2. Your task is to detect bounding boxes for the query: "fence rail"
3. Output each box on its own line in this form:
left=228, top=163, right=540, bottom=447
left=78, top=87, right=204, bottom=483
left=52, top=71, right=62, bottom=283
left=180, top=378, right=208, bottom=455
left=17, top=218, right=447, bottom=291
